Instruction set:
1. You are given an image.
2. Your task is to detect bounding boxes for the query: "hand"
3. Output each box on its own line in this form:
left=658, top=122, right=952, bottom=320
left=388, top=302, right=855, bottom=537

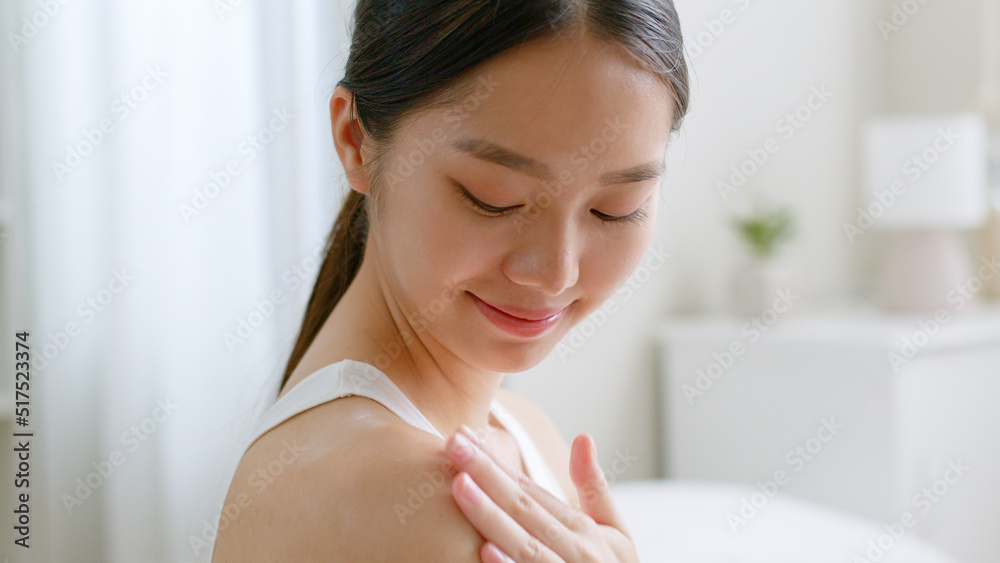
left=445, top=424, right=639, bottom=563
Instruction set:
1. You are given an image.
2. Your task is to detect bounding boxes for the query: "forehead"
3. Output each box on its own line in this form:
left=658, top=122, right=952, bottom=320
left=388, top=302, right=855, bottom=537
left=406, top=33, right=674, bottom=177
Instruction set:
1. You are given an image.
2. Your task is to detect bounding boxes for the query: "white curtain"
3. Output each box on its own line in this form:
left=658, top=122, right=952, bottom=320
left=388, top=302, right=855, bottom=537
left=3, top=1, right=351, bottom=560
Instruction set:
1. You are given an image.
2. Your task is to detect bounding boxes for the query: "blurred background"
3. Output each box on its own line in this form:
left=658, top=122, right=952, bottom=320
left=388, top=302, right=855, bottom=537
left=1, top=0, right=998, bottom=562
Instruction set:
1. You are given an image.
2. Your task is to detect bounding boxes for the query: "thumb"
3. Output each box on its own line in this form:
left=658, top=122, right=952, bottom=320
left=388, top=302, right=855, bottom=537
left=569, top=433, right=625, bottom=529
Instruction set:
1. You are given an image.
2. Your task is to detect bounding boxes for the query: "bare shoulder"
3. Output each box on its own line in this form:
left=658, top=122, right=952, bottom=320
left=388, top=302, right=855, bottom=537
left=495, top=387, right=580, bottom=509
left=211, top=397, right=486, bottom=562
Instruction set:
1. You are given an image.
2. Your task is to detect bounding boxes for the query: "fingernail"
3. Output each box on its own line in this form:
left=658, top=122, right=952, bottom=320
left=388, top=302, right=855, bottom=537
left=461, top=472, right=482, bottom=503
left=450, top=432, right=474, bottom=463
left=459, top=424, right=482, bottom=446
left=487, top=542, right=512, bottom=563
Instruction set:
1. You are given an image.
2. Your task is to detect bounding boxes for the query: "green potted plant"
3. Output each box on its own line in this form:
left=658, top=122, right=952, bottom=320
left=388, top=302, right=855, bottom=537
left=730, top=204, right=797, bottom=315
left=733, top=207, right=794, bottom=259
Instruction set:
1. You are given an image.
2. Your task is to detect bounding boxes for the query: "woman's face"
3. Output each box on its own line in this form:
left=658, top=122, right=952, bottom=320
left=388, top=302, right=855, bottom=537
left=368, top=33, right=675, bottom=374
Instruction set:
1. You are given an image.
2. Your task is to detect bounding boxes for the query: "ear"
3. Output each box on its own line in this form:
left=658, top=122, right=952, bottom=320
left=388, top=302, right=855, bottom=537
left=329, top=85, right=373, bottom=195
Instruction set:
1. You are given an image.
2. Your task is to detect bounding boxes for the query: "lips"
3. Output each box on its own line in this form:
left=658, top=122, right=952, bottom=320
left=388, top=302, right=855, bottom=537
left=468, top=292, right=569, bottom=338
left=471, top=294, right=567, bottom=321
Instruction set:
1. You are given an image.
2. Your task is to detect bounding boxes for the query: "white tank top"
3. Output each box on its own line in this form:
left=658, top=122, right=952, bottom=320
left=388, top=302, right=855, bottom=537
left=208, top=359, right=568, bottom=559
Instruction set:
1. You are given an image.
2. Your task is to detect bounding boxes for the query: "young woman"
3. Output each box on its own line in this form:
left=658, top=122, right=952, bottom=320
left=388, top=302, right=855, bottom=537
left=212, top=0, right=689, bottom=560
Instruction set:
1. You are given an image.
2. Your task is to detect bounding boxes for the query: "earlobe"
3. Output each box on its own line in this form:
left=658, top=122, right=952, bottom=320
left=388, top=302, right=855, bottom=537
left=329, top=85, right=372, bottom=195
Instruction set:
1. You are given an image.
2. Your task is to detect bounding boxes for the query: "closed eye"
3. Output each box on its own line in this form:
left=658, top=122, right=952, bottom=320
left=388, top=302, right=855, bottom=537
left=592, top=205, right=650, bottom=226
left=451, top=179, right=651, bottom=226
left=452, top=180, right=521, bottom=216
left=588, top=192, right=653, bottom=226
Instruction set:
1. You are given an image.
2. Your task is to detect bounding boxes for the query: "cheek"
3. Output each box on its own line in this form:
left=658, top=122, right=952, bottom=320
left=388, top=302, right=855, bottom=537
left=580, top=222, right=658, bottom=305
left=382, top=188, right=494, bottom=305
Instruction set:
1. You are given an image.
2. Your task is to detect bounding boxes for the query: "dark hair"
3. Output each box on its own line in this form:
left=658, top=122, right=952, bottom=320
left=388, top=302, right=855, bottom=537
left=280, top=0, right=690, bottom=393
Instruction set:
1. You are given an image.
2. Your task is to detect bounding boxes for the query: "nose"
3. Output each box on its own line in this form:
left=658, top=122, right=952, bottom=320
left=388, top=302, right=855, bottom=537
left=501, top=212, right=580, bottom=297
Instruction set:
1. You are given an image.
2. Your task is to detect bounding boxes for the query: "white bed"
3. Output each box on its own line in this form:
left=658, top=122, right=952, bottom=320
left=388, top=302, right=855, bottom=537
left=610, top=479, right=960, bottom=563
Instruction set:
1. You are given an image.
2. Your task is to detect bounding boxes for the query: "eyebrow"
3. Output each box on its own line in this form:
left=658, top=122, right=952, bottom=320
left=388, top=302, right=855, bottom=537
left=450, top=137, right=665, bottom=187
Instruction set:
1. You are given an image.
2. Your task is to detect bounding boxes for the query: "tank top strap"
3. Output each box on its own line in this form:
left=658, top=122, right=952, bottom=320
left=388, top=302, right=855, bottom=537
left=245, top=359, right=568, bottom=504
left=489, top=399, right=570, bottom=504
left=245, top=359, right=444, bottom=453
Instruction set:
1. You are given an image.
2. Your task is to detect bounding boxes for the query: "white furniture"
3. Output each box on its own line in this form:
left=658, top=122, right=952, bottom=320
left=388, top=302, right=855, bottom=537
left=611, top=480, right=958, bottom=563
left=657, top=305, right=1000, bottom=563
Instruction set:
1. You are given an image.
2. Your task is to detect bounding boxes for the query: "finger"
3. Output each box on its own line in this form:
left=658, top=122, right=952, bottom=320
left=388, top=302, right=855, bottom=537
left=569, top=434, right=629, bottom=533
left=481, top=541, right=515, bottom=563
left=459, top=425, right=578, bottom=519
left=451, top=471, right=562, bottom=563
left=447, top=431, right=576, bottom=556
left=457, top=425, right=587, bottom=535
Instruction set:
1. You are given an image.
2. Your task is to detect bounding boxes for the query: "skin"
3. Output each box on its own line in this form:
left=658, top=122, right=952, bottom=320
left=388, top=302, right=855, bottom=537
left=211, top=27, right=674, bottom=562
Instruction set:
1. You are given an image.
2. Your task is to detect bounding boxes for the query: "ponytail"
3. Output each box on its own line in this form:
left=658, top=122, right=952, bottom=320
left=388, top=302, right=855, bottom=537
left=279, top=189, right=369, bottom=393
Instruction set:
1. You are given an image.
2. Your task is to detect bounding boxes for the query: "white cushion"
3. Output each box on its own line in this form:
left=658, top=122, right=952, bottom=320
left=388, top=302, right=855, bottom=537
left=609, top=480, right=959, bottom=562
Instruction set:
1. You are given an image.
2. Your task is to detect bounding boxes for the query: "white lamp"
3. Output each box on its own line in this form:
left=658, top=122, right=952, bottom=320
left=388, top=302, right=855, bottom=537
left=862, top=114, right=989, bottom=312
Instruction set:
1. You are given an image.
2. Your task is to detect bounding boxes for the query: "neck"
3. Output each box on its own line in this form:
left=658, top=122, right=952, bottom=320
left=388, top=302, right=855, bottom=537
left=330, top=239, right=504, bottom=441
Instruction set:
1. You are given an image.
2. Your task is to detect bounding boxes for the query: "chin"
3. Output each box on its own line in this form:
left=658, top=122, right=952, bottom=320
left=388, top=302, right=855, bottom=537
left=456, top=334, right=554, bottom=374
left=484, top=353, right=547, bottom=374
left=456, top=291, right=580, bottom=372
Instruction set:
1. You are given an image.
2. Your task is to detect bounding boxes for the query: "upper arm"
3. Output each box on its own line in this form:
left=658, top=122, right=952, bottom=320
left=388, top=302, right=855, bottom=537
left=212, top=424, right=488, bottom=562
left=342, top=430, right=488, bottom=561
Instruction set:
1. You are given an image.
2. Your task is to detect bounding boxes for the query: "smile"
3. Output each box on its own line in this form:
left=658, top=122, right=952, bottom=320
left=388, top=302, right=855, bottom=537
left=468, top=292, right=567, bottom=338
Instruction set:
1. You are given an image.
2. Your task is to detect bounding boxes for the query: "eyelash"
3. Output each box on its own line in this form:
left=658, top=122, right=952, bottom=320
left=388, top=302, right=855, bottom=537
left=454, top=183, right=649, bottom=226
left=594, top=206, right=650, bottom=226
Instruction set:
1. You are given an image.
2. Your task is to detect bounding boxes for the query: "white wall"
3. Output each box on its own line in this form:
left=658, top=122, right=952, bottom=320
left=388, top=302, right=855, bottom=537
left=886, top=0, right=983, bottom=113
